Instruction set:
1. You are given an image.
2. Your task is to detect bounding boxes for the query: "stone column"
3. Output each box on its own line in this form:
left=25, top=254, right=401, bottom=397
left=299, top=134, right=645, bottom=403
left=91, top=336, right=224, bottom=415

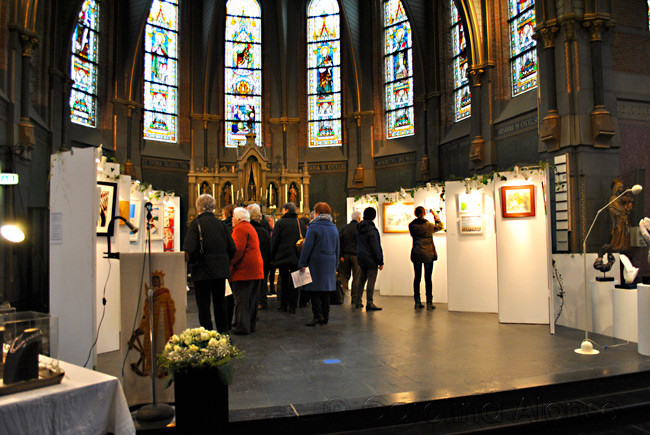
left=537, top=23, right=561, bottom=151
left=468, top=67, right=485, bottom=169
left=16, top=32, right=39, bottom=161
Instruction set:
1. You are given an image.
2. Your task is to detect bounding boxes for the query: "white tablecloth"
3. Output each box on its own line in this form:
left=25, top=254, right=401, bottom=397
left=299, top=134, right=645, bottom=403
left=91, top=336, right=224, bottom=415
left=0, top=358, right=135, bottom=435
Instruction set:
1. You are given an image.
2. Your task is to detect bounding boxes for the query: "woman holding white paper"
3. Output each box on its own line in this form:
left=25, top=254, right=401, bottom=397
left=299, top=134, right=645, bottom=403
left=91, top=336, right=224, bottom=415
left=298, top=202, right=340, bottom=326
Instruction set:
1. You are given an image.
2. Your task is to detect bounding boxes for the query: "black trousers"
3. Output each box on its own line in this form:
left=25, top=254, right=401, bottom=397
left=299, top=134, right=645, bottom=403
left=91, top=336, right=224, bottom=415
left=310, top=291, right=331, bottom=321
left=278, top=266, right=299, bottom=310
left=231, top=280, right=260, bottom=334
left=193, top=278, right=228, bottom=333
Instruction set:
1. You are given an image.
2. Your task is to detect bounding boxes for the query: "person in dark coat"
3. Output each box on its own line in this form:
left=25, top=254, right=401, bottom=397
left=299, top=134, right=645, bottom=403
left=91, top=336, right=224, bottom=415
left=271, top=202, right=307, bottom=313
left=230, top=207, right=264, bottom=334
left=356, top=207, right=383, bottom=311
left=409, top=206, right=444, bottom=310
left=338, top=210, right=361, bottom=305
left=183, top=194, right=236, bottom=332
left=248, top=203, right=270, bottom=309
left=298, top=202, right=340, bottom=326
left=221, top=203, right=237, bottom=325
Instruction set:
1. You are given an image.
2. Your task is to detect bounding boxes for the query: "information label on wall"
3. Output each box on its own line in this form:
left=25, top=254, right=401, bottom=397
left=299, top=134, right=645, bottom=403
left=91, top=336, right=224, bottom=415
left=50, top=212, right=63, bottom=244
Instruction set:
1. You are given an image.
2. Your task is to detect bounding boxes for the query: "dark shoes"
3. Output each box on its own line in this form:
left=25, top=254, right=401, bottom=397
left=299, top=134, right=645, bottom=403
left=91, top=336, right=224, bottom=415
left=414, top=303, right=424, bottom=309
left=305, top=317, right=325, bottom=326
left=427, top=303, right=436, bottom=310
left=366, top=303, right=382, bottom=311
left=354, top=303, right=364, bottom=309
left=277, top=306, right=287, bottom=312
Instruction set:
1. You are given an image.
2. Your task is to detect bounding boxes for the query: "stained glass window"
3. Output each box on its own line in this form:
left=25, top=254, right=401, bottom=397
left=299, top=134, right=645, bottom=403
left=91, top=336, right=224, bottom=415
left=70, top=0, right=99, bottom=127
left=143, top=0, right=179, bottom=142
left=384, top=0, right=414, bottom=138
left=648, top=0, right=650, bottom=31
left=451, top=2, right=471, bottom=121
left=509, top=0, right=537, bottom=96
left=307, top=0, right=342, bottom=147
left=225, top=0, right=262, bottom=148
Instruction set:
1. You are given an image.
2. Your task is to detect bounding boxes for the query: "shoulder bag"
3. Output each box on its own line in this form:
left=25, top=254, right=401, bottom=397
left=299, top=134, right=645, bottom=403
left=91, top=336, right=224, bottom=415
left=190, top=217, right=204, bottom=265
left=295, top=218, right=305, bottom=254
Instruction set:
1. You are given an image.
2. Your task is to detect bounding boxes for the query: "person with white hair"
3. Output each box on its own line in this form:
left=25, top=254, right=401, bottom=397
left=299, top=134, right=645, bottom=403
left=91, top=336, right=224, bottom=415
left=183, top=194, right=236, bottom=332
left=247, top=203, right=271, bottom=309
left=230, top=207, right=264, bottom=334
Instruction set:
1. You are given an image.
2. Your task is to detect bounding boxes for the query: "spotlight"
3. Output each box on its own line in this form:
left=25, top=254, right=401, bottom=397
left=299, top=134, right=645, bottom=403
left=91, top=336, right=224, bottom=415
left=399, top=188, right=406, bottom=198
left=1, top=224, right=25, bottom=243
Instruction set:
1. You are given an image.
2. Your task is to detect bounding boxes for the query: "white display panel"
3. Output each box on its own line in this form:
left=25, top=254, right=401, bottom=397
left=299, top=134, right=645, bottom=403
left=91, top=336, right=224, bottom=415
left=495, top=172, right=551, bottom=324
left=445, top=181, right=498, bottom=313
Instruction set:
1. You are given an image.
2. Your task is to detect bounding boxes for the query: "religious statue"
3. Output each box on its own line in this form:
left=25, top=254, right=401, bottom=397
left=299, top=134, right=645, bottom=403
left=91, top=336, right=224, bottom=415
left=222, top=183, right=232, bottom=206
left=289, top=184, right=298, bottom=204
left=608, top=178, right=634, bottom=252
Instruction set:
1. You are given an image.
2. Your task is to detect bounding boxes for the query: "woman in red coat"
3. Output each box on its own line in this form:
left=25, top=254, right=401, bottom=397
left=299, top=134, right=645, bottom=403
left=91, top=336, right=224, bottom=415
left=230, top=207, right=264, bottom=334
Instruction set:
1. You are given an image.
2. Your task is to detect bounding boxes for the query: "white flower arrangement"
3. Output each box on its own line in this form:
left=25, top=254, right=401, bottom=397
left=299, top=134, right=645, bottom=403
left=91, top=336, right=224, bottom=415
left=158, top=327, right=242, bottom=386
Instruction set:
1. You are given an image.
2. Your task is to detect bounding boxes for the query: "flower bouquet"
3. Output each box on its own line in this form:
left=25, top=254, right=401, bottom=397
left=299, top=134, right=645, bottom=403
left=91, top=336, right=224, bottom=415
left=158, top=327, right=242, bottom=387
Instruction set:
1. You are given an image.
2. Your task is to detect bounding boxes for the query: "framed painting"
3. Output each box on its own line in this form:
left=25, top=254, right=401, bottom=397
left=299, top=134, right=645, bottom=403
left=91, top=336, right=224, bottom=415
left=97, top=182, right=117, bottom=236
left=458, top=191, right=484, bottom=216
left=148, top=204, right=164, bottom=240
left=129, top=200, right=142, bottom=242
left=501, top=185, right=535, bottom=218
left=460, top=215, right=483, bottom=234
left=382, top=202, right=414, bottom=233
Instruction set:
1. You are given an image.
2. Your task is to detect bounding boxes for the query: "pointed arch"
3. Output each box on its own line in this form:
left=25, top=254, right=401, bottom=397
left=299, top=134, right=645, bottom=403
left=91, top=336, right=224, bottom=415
left=70, top=0, right=100, bottom=128
left=225, top=0, right=262, bottom=148
left=143, top=0, right=180, bottom=142
left=307, top=0, right=342, bottom=148
left=384, top=0, right=414, bottom=138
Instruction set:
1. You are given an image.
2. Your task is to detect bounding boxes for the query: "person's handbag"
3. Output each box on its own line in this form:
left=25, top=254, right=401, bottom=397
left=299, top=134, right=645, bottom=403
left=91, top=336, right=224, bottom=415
left=189, top=217, right=204, bottom=265
left=295, top=219, right=305, bottom=254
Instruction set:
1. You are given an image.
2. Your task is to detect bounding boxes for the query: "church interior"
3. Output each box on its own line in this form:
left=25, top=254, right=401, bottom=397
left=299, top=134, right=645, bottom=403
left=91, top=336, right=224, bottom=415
left=1, top=0, right=650, bottom=432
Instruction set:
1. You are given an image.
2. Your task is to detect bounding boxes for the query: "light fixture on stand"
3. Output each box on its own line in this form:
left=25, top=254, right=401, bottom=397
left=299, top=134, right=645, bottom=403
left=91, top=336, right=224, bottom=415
left=576, top=184, right=643, bottom=355
left=1, top=224, right=25, bottom=243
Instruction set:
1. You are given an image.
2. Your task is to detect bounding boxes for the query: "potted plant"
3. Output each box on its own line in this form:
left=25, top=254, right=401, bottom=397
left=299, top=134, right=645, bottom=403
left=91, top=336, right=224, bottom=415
left=158, top=327, right=242, bottom=429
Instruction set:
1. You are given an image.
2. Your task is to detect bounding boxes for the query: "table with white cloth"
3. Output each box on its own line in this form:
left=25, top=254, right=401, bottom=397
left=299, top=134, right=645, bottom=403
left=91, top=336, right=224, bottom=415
left=0, top=358, right=135, bottom=435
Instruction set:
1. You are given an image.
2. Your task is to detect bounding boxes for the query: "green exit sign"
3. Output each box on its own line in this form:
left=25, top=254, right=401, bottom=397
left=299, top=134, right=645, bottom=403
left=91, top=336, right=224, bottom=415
left=0, top=173, right=18, bottom=185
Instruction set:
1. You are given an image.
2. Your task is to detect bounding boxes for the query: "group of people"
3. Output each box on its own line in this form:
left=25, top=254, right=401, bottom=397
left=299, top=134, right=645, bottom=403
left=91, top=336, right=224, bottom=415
left=183, top=194, right=444, bottom=334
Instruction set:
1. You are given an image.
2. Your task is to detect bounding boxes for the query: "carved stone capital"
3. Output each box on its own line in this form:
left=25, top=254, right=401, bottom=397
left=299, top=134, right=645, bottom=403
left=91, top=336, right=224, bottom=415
left=16, top=117, right=35, bottom=161
left=583, top=17, right=612, bottom=42
left=469, top=136, right=485, bottom=166
left=19, top=33, right=39, bottom=57
left=535, top=25, right=559, bottom=49
left=353, top=164, right=364, bottom=188
left=540, top=110, right=561, bottom=152
left=468, top=68, right=484, bottom=87
left=590, top=106, right=615, bottom=148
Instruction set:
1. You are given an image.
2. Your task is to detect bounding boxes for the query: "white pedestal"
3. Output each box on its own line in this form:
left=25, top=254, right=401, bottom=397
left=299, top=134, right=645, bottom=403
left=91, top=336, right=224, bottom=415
left=591, top=280, right=614, bottom=336
left=612, top=287, right=638, bottom=342
left=638, top=284, right=650, bottom=356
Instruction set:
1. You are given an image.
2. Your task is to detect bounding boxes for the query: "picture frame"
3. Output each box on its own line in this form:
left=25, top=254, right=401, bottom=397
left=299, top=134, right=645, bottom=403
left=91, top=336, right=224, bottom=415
left=97, top=182, right=118, bottom=236
left=382, top=202, right=414, bottom=233
left=129, top=200, right=142, bottom=242
left=501, top=185, right=535, bottom=218
left=460, top=215, right=483, bottom=234
left=458, top=191, right=484, bottom=216
left=148, top=204, right=164, bottom=240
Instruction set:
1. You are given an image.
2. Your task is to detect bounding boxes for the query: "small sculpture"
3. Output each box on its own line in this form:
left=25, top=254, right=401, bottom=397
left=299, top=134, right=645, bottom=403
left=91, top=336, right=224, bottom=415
left=619, top=254, right=639, bottom=285
left=593, top=244, right=616, bottom=281
left=640, top=217, right=650, bottom=265
left=3, top=328, right=42, bottom=384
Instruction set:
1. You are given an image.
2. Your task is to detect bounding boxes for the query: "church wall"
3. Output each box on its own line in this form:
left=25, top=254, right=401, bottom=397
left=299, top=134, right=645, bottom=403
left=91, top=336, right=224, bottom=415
left=308, top=170, right=348, bottom=227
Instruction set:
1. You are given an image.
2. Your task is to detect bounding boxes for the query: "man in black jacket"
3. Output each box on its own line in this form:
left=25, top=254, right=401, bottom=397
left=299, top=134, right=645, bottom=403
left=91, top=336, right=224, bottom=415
left=184, top=194, right=237, bottom=332
left=356, top=207, right=383, bottom=311
left=338, top=210, right=361, bottom=305
left=271, top=202, right=307, bottom=313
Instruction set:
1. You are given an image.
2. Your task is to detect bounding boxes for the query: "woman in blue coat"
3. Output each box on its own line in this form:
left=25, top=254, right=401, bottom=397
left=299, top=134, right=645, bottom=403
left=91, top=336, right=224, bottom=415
left=298, top=202, right=340, bottom=326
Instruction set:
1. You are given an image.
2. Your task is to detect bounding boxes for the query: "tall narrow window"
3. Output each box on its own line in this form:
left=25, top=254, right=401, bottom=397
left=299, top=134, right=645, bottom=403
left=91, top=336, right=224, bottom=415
left=225, top=0, right=262, bottom=148
left=509, top=0, right=537, bottom=96
left=451, top=2, right=470, bottom=121
left=384, top=0, right=414, bottom=138
left=143, top=0, right=179, bottom=142
left=307, top=0, right=342, bottom=147
left=647, top=0, right=649, bottom=31
left=70, top=0, right=99, bottom=127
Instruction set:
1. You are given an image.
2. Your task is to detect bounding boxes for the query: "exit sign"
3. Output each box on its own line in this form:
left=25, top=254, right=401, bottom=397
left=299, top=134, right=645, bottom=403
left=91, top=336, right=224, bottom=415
left=0, top=173, right=18, bottom=185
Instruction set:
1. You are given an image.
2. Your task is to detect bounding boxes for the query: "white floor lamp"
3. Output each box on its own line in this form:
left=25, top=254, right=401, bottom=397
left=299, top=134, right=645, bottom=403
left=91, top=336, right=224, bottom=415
left=576, top=184, right=643, bottom=355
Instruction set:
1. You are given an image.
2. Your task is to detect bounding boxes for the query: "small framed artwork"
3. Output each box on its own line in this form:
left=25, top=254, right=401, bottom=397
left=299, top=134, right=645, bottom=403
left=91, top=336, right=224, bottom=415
left=149, top=204, right=164, bottom=240
left=382, top=202, right=414, bottom=233
left=458, top=191, right=484, bottom=216
left=97, top=182, right=118, bottom=236
left=460, top=215, right=483, bottom=234
left=129, top=200, right=142, bottom=242
left=501, top=185, right=535, bottom=218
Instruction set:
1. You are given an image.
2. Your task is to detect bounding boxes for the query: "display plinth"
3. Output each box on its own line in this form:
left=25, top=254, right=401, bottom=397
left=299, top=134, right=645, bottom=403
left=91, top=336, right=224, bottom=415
left=612, top=288, right=638, bottom=342
left=638, top=284, right=650, bottom=356
left=591, top=280, right=614, bottom=336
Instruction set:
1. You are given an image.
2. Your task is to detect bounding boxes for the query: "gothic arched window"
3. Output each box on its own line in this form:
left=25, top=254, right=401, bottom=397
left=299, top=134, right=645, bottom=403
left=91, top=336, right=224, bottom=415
left=307, top=0, right=342, bottom=147
left=509, top=0, right=537, bottom=96
left=451, top=1, right=470, bottom=121
left=225, top=0, right=262, bottom=148
left=384, top=0, right=414, bottom=138
left=143, top=0, right=179, bottom=142
left=70, top=0, right=99, bottom=127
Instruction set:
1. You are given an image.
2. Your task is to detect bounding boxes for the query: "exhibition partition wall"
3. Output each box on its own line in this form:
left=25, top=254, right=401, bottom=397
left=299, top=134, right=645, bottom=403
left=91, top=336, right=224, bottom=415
left=50, top=148, right=97, bottom=366
left=495, top=171, right=552, bottom=324
left=445, top=181, right=498, bottom=313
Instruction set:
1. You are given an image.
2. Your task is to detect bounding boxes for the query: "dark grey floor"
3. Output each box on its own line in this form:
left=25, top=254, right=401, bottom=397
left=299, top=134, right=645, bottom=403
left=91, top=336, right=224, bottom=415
left=100, top=290, right=650, bottom=425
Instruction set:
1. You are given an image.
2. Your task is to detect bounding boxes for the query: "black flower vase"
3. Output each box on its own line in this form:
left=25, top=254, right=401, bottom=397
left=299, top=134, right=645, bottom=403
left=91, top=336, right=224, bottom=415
left=174, top=366, right=229, bottom=430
